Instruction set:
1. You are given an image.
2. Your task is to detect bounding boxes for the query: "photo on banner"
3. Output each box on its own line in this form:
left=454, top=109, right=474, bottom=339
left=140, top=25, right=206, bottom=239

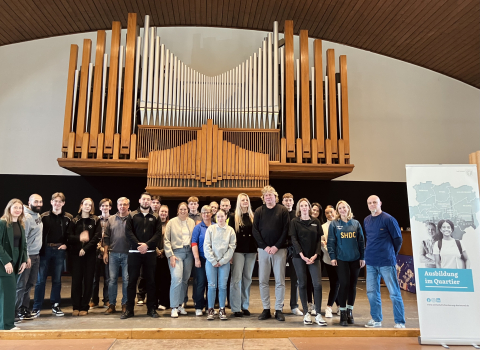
left=406, top=164, right=480, bottom=346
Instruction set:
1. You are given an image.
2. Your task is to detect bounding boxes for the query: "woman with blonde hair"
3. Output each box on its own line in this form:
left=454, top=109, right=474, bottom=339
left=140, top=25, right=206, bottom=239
left=229, top=193, right=256, bottom=317
left=67, top=198, right=102, bottom=316
left=0, top=199, right=28, bottom=330
left=289, top=198, right=326, bottom=326
left=164, top=202, right=196, bottom=317
left=155, top=205, right=171, bottom=310
left=327, top=200, right=365, bottom=327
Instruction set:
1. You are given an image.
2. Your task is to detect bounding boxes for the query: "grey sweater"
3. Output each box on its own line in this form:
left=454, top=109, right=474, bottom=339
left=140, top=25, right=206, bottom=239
left=203, top=223, right=236, bottom=266
left=24, top=206, right=43, bottom=256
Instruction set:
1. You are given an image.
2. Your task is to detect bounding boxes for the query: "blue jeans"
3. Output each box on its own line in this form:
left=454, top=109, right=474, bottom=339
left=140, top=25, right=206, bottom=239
left=366, top=265, right=406, bottom=325
left=206, top=260, right=230, bottom=309
left=194, top=257, right=207, bottom=310
left=33, top=246, right=65, bottom=309
left=230, top=252, right=256, bottom=312
left=168, top=247, right=193, bottom=308
left=108, top=252, right=129, bottom=306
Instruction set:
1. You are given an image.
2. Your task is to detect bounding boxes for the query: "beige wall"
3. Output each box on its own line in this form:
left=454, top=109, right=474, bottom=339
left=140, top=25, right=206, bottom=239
left=1, top=26, right=479, bottom=181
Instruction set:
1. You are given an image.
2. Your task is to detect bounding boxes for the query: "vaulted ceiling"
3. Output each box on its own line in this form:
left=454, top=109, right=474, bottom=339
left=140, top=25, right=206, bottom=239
left=0, top=0, right=479, bottom=88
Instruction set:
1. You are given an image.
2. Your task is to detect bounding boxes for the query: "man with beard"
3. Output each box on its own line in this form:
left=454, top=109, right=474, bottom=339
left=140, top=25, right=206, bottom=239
left=121, top=192, right=162, bottom=319
left=15, top=194, right=43, bottom=321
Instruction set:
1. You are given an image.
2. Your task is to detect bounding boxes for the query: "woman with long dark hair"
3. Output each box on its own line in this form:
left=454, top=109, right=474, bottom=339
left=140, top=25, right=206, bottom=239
left=156, top=205, right=171, bottom=310
left=0, top=199, right=28, bottom=330
left=433, top=220, right=470, bottom=269
left=67, top=198, right=102, bottom=316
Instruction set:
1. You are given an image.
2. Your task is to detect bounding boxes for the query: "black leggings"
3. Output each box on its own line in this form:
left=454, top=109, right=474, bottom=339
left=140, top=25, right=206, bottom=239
left=323, top=261, right=340, bottom=307
left=336, top=259, right=360, bottom=308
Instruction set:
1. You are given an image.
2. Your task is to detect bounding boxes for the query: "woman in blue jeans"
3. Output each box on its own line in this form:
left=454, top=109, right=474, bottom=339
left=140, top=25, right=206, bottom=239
left=164, top=202, right=196, bottom=318
left=204, top=209, right=236, bottom=320
left=191, top=205, right=213, bottom=316
left=228, top=193, right=256, bottom=317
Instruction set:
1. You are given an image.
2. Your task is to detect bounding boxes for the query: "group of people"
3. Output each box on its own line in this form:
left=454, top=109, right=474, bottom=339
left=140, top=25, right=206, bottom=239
left=0, top=186, right=406, bottom=330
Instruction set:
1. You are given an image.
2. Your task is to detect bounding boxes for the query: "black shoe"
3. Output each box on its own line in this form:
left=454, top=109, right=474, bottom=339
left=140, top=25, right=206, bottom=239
left=14, top=317, right=21, bottom=324
left=242, top=309, right=251, bottom=316
left=18, top=307, right=34, bottom=321
left=234, top=311, right=243, bottom=317
left=347, top=309, right=354, bottom=324
left=258, top=309, right=272, bottom=320
left=120, top=310, right=134, bottom=319
left=340, top=310, right=348, bottom=326
left=147, top=309, right=159, bottom=318
left=274, top=310, right=285, bottom=321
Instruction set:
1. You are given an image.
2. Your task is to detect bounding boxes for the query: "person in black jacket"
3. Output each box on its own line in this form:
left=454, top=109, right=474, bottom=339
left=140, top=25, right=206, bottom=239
left=67, top=198, right=102, bottom=316
left=252, top=185, right=290, bottom=321
left=33, top=192, right=72, bottom=318
left=121, top=192, right=162, bottom=319
left=289, top=198, right=327, bottom=326
left=229, top=193, right=257, bottom=317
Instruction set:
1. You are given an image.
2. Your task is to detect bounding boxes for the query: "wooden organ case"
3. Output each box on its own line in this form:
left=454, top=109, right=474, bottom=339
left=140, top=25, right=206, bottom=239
left=58, top=13, right=354, bottom=199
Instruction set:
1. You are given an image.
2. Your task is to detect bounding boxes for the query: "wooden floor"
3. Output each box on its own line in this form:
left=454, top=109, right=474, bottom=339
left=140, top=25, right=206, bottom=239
left=0, top=337, right=472, bottom=350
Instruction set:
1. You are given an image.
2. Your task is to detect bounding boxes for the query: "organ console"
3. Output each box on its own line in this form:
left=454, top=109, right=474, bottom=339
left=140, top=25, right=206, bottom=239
left=57, top=12, right=354, bottom=198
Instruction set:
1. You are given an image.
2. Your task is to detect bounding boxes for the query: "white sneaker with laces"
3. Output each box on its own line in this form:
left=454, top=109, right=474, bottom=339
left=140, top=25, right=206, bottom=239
left=195, top=309, right=203, bottom=316
left=157, top=305, right=166, bottom=310
left=178, top=305, right=187, bottom=315
left=315, top=314, right=327, bottom=326
left=325, top=306, right=333, bottom=318
left=291, top=307, right=303, bottom=316
left=394, top=323, right=405, bottom=329
left=171, top=308, right=179, bottom=318
left=303, top=313, right=313, bottom=325
left=365, top=319, right=382, bottom=328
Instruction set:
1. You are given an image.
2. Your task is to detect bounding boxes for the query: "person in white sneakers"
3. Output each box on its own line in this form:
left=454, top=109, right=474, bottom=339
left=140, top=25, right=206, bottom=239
left=164, top=202, right=196, bottom=318
left=289, top=198, right=326, bottom=326
left=321, top=205, right=341, bottom=318
left=204, top=209, right=236, bottom=321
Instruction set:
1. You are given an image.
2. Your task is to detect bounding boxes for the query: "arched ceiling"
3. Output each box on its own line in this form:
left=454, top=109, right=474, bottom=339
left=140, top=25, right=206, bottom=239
left=1, top=0, right=479, bottom=88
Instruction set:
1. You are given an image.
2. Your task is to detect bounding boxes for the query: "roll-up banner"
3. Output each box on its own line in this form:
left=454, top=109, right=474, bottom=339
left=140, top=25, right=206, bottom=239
left=406, top=164, right=480, bottom=346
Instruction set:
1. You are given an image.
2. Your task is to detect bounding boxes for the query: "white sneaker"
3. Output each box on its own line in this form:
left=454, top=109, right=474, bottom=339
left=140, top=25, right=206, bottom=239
left=336, top=307, right=341, bottom=316
left=171, top=308, right=179, bottom=318
left=178, top=305, right=187, bottom=315
left=394, top=323, right=406, bottom=329
left=195, top=309, right=203, bottom=316
left=291, top=307, right=303, bottom=316
left=303, top=313, right=313, bottom=325
left=315, top=314, right=327, bottom=326
left=10, top=326, right=21, bottom=331
left=136, top=300, right=144, bottom=306
left=157, top=305, right=166, bottom=310
left=365, top=319, right=382, bottom=328
left=325, top=306, right=333, bottom=318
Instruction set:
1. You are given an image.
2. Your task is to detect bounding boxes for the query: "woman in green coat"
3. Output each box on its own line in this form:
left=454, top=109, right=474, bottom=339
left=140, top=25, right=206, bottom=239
left=0, top=198, right=28, bottom=330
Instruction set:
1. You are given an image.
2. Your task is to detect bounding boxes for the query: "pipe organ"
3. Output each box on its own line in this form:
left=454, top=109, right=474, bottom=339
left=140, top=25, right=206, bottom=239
left=58, top=12, right=354, bottom=198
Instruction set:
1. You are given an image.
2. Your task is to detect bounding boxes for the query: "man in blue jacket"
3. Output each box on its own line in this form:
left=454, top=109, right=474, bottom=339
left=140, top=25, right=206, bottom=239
left=363, top=195, right=405, bottom=329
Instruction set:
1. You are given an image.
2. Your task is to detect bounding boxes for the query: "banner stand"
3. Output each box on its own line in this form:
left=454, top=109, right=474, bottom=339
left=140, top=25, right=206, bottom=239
left=406, top=164, right=480, bottom=347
